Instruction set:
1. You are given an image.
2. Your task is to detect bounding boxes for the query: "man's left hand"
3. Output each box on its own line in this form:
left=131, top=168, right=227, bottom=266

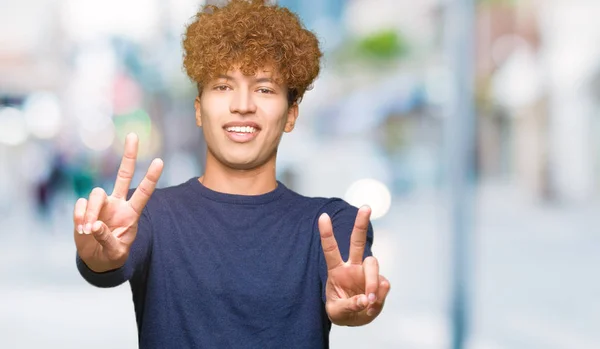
left=318, top=206, right=391, bottom=326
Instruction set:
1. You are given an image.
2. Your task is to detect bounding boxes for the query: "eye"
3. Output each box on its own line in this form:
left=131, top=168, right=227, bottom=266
left=214, top=85, right=231, bottom=91
left=257, top=88, right=275, bottom=94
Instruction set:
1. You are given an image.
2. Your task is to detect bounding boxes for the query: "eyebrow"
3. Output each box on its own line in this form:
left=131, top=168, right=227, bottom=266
left=216, top=74, right=276, bottom=84
left=256, top=77, right=275, bottom=84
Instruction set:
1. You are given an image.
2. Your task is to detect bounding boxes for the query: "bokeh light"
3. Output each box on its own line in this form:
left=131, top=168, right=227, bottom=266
left=22, top=92, right=63, bottom=139
left=344, top=178, right=392, bottom=220
left=79, top=120, right=116, bottom=151
left=78, top=107, right=114, bottom=132
left=0, top=107, right=29, bottom=146
left=112, top=108, right=160, bottom=159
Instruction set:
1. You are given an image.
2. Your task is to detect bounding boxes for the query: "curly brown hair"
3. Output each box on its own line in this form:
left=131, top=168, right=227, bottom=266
left=182, top=0, right=322, bottom=104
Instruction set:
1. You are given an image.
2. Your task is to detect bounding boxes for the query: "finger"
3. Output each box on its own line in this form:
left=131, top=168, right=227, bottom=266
left=91, top=220, right=121, bottom=255
left=328, top=294, right=369, bottom=317
left=73, top=198, right=88, bottom=235
left=363, top=256, right=380, bottom=305
left=83, top=187, right=108, bottom=234
left=366, top=275, right=391, bottom=317
left=112, top=133, right=139, bottom=199
left=377, top=275, right=391, bottom=303
left=318, top=213, right=343, bottom=270
left=128, top=158, right=164, bottom=215
left=348, top=205, right=371, bottom=264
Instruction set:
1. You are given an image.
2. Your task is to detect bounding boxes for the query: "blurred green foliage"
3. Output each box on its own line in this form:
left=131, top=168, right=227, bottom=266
left=331, top=28, right=409, bottom=71
left=356, top=29, right=408, bottom=60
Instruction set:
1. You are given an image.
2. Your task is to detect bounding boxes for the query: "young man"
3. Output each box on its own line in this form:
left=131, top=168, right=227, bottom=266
left=73, top=0, right=390, bottom=348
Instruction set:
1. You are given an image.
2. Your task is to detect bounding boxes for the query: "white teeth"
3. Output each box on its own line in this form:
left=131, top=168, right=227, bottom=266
left=226, top=126, right=256, bottom=133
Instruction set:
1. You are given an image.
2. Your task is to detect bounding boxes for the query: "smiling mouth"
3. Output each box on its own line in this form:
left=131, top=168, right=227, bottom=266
left=224, top=126, right=258, bottom=134
left=223, top=125, right=260, bottom=143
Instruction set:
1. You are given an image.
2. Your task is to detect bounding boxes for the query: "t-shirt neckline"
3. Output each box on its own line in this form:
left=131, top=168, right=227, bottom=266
left=186, top=177, right=287, bottom=205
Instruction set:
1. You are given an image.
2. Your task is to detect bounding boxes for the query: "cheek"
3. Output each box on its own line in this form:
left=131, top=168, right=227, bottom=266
left=260, top=103, right=289, bottom=128
left=200, top=103, right=225, bottom=130
left=261, top=119, right=288, bottom=149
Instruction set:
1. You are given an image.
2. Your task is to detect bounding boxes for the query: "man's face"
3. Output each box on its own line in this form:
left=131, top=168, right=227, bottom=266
left=194, top=67, right=298, bottom=171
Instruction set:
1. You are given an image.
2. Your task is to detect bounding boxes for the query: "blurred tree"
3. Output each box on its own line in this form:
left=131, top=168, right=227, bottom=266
left=332, top=28, right=410, bottom=72
left=356, top=29, right=407, bottom=61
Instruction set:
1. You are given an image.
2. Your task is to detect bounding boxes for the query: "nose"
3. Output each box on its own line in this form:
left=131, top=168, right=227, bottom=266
left=229, top=88, right=257, bottom=115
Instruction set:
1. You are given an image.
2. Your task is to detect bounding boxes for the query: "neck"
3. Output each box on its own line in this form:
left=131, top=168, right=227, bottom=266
left=199, top=152, right=278, bottom=195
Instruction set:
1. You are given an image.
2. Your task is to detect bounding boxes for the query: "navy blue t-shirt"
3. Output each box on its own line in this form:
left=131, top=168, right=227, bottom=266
left=76, top=177, right=374, bottom=348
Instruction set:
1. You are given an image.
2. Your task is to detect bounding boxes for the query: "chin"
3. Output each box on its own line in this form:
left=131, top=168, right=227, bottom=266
left=227, top=161, right=261, bottom=171
left=207, top=147, right=276, bottom=172
left=221, top=156, right=264, bottom=171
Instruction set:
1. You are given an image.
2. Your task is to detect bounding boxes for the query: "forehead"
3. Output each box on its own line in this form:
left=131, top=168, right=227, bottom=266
left=215, top=65, right=282, bottom=81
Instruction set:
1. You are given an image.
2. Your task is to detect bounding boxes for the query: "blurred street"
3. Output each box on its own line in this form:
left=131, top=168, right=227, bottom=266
left=3, top=0, right=600, bottom=347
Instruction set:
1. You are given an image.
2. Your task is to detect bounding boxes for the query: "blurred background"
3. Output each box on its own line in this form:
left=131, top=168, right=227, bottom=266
left=1, top=0, right=599, bottom=348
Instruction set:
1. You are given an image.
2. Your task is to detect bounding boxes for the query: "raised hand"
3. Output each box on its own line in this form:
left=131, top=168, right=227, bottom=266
left=319, top=206, right=391, bottom=326
left=73, top=133, right=163, bottom=273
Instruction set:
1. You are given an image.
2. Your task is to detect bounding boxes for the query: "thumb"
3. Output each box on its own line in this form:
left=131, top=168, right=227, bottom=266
left=91, top=221, right=123, bottom=258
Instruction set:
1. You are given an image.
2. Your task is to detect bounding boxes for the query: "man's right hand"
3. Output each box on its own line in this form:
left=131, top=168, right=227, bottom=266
left=74, top=133, right=164, bottom=273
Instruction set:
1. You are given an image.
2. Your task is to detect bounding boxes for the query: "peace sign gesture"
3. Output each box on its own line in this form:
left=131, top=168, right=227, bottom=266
left=319, top=206, right=391, bottom=326
left=74, top=133, right=164, bottom=273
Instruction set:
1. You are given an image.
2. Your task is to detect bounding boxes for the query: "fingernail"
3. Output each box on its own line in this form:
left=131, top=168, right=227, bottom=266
left=359, top=295, right=369, bottom=308
left=77, top=225, right=83, bottom=234
left=367, top=308, right=375, bottom=316
left=368, top=293, right=377, bottom=304
left=84, top=223, right=92, bottom=234
left=358, top=296, right=368, bottom=308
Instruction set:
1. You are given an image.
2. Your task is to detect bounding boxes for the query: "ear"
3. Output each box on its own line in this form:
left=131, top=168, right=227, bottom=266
left=194, top=96, right=202, bottom=127
left=284, top=103, right=299, bottom=133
